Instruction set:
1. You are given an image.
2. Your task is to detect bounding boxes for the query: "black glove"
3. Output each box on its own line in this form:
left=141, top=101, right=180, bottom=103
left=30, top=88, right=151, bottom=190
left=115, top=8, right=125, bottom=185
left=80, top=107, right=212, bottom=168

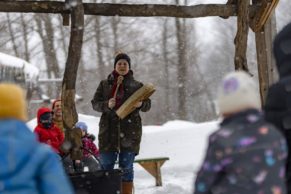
left=73, top=160, right=83, bottom=173
left=88, top=134, right=96, bottom=141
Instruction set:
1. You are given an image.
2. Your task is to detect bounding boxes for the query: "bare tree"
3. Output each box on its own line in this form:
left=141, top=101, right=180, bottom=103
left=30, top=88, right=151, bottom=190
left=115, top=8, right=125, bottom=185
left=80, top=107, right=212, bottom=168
left=34, top=14, right=60, bottom=98
left=6, top=13, right=19, bottom=57
left=161, top=18, right=172, bottom=121
left=20, top=13, right=30, bottom=61
left=94, top=16, right=105, bottom=78
left=175, top=0, right=188, bottom=120
left=35, top=14, right=60, bottom=78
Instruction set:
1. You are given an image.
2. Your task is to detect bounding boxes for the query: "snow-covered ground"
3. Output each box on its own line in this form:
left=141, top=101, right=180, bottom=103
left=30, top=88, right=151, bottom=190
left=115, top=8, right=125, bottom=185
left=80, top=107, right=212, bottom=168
left=27, top=114, right=218, bottom=194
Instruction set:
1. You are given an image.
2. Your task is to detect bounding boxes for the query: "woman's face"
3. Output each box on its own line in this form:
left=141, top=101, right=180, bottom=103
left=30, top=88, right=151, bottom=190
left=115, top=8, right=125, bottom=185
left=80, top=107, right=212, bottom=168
left=53, top=101, right=62, bottom=118
left=115, top=59, right=129, bottom=75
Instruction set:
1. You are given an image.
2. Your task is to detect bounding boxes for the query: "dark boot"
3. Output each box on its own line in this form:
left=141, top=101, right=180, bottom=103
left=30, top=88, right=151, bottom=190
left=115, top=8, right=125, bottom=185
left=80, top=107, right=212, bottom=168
left=122, top=181, right=133, bottom=194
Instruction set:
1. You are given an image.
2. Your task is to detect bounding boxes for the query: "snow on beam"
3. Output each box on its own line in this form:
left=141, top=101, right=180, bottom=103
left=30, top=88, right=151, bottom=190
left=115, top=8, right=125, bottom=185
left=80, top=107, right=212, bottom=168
left=0, top=1, right=259, bottom=18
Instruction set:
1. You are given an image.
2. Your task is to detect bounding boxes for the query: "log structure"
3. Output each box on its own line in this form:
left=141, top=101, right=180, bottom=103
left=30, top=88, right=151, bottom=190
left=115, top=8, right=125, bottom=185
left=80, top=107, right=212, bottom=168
left=61, top=0, right=84, bottom=129
left=0, top=1, right=259, bottom=18
left=234, top=0, right=250, bottom=71
left=0, top=0, right=280, bottom=123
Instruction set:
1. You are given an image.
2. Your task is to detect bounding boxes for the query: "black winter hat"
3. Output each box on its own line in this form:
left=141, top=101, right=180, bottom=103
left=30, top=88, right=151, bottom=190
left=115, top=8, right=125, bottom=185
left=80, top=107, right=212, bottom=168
left=273, top=22, right=291, bottom=77
left=114, top=53, right=131, bottom=69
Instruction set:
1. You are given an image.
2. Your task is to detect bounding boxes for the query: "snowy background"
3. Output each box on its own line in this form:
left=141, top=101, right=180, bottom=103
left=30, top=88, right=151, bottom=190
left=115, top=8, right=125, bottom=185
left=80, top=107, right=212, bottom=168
left=2, top=1, right=291, bottom=192
left=27, top=114, right=218, bottom=194
left=1, top=0, right=291, bottom=125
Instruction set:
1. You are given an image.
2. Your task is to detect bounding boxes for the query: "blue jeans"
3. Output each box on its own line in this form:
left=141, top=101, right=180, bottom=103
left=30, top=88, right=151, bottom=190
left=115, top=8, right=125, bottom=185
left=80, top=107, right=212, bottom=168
left=99, top=152, right=135, bottom=182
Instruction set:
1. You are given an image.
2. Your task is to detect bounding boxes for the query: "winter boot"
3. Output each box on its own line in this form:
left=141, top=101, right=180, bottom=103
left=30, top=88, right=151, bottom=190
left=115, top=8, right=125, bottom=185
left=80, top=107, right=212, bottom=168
left=122, top=181, right=133, bottom=194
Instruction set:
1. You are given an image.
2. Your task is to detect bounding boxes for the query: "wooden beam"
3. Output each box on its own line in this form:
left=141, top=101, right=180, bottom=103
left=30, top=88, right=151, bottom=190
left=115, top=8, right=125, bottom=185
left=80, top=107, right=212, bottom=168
left=255, top=13, right=277, bottom=105
left=234, top=0, right=250, bottom=71
left=61, top=0, right=84, bottom=129
left=250, top=0, right=279, bottom=32
left=0, top=1, right=259, bottom=18
left=61, top=13, right=70, bottom=26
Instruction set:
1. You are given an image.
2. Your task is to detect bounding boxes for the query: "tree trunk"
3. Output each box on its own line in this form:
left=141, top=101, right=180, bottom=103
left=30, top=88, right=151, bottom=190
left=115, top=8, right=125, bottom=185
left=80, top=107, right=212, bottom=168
left=111, top=0, right=119, bottom=52
left=162, top=18, right=171, bottom=121
left=35, top=15, right=53, bottom=79
left=175, top=0, right=187, bottom=120
left=59, top=20, right=68, bottom=57
left=234, top=0, right=250, bottom=72
left=6, top=13, right=19, bottom=58
left=20, top=13, right=30, bottom=61
left=61, top=0, right=84, bottom=129
left=94, top=16, right=105, bottom=78
left=43, top=16, right=60, bottom=78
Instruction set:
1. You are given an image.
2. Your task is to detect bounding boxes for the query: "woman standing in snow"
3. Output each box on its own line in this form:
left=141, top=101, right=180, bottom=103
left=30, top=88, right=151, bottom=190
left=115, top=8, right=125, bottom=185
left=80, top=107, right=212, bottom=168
left=194, top=71, right=287, bottom=194
left=91, top=52, right=151, bottom=194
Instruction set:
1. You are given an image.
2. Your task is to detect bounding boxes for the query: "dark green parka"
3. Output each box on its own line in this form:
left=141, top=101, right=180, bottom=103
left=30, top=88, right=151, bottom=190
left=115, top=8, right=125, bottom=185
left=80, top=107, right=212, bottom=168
left=91, top=70, right=151, bottom=154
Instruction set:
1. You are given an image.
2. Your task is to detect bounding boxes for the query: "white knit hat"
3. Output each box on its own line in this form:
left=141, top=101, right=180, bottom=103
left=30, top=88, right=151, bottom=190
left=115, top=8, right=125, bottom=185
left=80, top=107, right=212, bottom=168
left=217, top=71, right=261, bottom=115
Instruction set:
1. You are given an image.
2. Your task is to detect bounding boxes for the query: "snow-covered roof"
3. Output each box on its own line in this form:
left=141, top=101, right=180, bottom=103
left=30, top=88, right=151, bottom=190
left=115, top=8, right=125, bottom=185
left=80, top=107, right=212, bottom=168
left=0, top=52, right=39, bottom=80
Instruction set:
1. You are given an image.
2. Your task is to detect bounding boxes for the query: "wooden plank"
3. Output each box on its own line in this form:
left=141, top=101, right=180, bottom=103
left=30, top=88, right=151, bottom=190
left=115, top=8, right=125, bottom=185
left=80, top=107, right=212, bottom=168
left=134, top=157, right=169, bottom=163
left=250, top=0, right=279, bottom=32
left=61, top=13, right=70, bottom=26
left=0, top=1, right=259, bottom=18
left=255, top=14, right=277, bottom=104
left=234, top=0, right=250, bottom=72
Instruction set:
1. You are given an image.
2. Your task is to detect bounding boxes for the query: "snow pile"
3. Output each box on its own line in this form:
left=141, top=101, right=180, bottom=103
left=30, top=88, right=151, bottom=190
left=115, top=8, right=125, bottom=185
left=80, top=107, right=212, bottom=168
left=27, top=114, right=218, bottom=194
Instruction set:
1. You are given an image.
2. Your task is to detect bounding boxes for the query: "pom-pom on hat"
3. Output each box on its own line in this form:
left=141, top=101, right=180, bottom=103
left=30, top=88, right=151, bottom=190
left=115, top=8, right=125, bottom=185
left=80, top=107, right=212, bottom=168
left=75, top=121, right=88, bottom=133
left=114, top=52, right=131, bottom=69
left=217, top=71, right=261, bottom=115
left=0, top=83, right=27, bottom=121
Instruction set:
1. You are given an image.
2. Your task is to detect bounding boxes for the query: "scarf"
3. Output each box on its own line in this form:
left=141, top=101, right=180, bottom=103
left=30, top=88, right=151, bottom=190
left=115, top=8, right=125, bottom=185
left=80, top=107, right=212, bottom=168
left=110, top=70, right=128, bottom=109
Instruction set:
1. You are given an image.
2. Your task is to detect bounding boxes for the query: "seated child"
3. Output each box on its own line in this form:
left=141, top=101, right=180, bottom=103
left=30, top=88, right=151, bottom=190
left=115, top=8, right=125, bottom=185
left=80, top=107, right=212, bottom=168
left=75, top=121, right=100, bottom=171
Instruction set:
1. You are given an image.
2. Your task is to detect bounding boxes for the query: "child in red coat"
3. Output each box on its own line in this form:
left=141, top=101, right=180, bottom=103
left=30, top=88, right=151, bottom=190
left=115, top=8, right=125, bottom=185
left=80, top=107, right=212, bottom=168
left=34, top=107, right=64, bottom=154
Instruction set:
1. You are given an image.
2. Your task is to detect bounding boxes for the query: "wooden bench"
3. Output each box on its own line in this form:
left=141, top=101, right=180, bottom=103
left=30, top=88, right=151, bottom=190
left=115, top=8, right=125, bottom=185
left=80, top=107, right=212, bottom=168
left=134, top=157, right=169, bottom=186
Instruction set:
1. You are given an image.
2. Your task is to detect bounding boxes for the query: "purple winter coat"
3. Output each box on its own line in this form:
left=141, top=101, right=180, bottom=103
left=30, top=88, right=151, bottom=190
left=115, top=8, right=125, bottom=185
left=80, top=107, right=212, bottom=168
left=82, top=135, right=99, bottom=158
left=194, top=109, right=287, bottom=194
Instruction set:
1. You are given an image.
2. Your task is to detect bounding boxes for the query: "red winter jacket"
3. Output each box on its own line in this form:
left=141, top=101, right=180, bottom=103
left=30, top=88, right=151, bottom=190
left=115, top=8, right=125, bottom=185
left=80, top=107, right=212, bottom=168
left=34, top=107, right=64, bottom=154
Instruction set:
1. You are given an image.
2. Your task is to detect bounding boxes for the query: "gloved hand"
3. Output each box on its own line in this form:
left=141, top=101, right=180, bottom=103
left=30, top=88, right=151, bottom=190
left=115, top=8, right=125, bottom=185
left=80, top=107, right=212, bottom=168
left=108, top=98, right=116, bottom=109
left=88, top=134, right=96, bottom=141
left=73, top=160, right=83, bottom=173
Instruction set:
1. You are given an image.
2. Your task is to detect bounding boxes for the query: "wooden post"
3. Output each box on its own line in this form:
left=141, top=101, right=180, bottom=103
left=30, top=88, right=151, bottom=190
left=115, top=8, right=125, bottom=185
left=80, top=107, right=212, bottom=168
left=61, top=13, right=70, bottom=26
left=255, top=12, right=277, bottom=105
left=234, top=0, right=250, bottom=72
left=61, top=0, right=84, bottom=129
left=250, top=0, right=279, bottom=32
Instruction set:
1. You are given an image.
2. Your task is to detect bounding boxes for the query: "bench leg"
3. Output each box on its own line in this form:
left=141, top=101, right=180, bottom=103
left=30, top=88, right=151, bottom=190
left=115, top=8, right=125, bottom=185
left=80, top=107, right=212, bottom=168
left=155, top=161, right=162, bottom=186
left=138, top=161, right=164, bottom=186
